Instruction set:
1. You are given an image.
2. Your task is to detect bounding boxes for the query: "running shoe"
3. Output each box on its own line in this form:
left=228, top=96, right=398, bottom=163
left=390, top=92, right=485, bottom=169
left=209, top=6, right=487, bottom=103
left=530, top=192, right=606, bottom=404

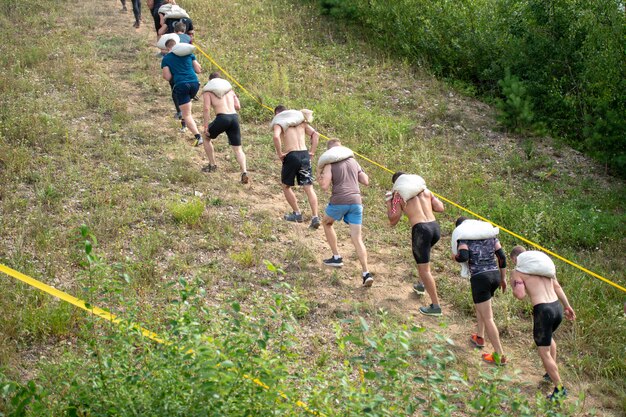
left=482, top=352, right=507, bottom=366
left=284, top=212, right=303, bottom=223
left=470, top=334, right=485, bottom=348
left=179, top=126, right=187, bottom=133
left=201, top=164, right=217, bottom=173
left=418, top=304, right=442, bottom=316
left=323, top=256, right=343, bottom=267
left=241, top=172, right=249, bottom=184
left=413, top=281, right=425, bottom=295
left=362, top=272, right=374, bottom=287
left=309, top=216, right=321, bottom=229
left=543, top=373, right=552, bottom=383
left=547, top=385, right=567, bottom=402
left=133, top=21, right=140, bottom=28
left=194, top=136, right=204, bottom=147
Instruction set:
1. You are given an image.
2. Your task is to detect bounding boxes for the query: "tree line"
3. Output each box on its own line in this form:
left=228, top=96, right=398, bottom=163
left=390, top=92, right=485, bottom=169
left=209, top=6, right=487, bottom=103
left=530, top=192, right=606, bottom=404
left=317, top=0, right=626, bottom=177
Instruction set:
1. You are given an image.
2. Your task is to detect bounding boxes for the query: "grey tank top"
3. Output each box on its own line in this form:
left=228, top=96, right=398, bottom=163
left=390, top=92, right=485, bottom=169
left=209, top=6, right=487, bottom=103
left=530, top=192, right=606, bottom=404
left=329, top=158, right=362, bottom=205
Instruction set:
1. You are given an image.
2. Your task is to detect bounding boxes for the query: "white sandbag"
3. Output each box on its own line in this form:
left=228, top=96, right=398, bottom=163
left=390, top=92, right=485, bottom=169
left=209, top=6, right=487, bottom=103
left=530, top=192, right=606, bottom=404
left=202, top=78, right=233, bottom=98
left=317, top=146, right=354, bottom=170
left=270, top=109, right=313, bottom=131
left=164, top=5, right=190, bottom=19
left=156, top=33, right=180, bottom=50
left=451, top=220, right=500, bottom=278
left=392, top=174, right=426, bottom=201
left=157, top=3, right=173, bottom=14
left=171, top=43, right=196, bottom=57
left=515, top=251, right=556, bottom=278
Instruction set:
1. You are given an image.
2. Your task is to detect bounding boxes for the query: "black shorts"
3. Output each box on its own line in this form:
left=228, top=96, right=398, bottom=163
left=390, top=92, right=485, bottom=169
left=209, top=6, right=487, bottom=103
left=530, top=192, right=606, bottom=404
left=470, top=270, right=501, bottom=304
left=281, top=150, right=313, bottom=186
left=172, top=82, right=199, bottom=106
left=411, top=221, right=440, bottom=264
left=207, top=113, right=241, bottom=146
left=533, top=300, right=563, bottom=347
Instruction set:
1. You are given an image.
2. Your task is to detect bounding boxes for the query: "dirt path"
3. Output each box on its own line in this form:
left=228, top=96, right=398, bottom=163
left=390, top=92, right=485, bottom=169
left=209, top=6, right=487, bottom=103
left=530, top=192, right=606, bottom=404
left=70, top=2, right=616, bottom=415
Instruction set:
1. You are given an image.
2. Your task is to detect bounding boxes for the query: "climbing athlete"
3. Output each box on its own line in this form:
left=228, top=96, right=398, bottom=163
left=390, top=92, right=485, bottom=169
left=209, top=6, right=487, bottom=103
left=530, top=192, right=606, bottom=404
left=510, top=246, right=576, bottom=401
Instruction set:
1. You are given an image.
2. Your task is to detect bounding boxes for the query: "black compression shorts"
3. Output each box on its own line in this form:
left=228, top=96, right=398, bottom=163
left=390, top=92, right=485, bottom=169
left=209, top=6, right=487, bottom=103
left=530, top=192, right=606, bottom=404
left=207, top=113, right=242, bottom=146
left=281, top=150, right=313, bottom=186
left=470, top=270, right=501, bottom=304
left=411, top=221, right=441, bottom=264
left=533, top=300, right=563, bottom=347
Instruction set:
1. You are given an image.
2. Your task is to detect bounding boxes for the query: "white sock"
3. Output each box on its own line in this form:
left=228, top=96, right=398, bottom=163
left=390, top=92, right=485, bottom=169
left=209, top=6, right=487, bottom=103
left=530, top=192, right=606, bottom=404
left=333, top=255, right=341, bottom=260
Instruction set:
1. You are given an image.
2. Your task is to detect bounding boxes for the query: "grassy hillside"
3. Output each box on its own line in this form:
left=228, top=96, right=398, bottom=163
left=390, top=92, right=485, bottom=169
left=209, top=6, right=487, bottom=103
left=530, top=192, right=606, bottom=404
left=0, top=0, right=624, bottom=415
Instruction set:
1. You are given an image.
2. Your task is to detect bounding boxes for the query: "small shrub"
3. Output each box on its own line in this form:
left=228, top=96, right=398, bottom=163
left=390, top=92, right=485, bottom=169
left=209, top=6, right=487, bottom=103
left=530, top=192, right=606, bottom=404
left=169, top=197, right=205, bottom=226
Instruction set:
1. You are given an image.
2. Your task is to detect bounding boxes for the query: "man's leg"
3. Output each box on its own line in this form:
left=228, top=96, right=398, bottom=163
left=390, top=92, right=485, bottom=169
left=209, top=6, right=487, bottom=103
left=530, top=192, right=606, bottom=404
left=282, top=184, right=300, bottom=213
left=475, top=305, right=485, bottom=338
left=538, top=344, right=561, bottom=386
left=302, top=184, right=318, bottom=218
left=323, top=216, right=339, bottom=256
left=474, top=300, right=504, bottom=355
left=231, top=145, right=247, bottom=173
left=120, top=0, right=127, bottom=11
left=550, top=338, right=557, bottom=363
left=349, top=223, right=369, bottom=273
left=179, top=102, right=199, bottom=135
left=202, top=138, right=217, bottom=166
left=417, top=263, right=439, bottom=306
left=132, top=0, right=141, bottom=24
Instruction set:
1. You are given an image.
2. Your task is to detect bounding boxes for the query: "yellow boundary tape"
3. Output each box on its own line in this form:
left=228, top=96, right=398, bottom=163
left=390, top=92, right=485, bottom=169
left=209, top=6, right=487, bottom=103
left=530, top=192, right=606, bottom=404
left=0, top=263, right=326, bottom=417
left=193, top=43, right=625, bottom=294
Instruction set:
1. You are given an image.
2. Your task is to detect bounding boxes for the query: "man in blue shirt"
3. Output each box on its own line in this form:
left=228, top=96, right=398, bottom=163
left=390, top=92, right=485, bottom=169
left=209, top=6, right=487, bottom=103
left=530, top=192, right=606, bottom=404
left=161, top=40, right=203, bottom=145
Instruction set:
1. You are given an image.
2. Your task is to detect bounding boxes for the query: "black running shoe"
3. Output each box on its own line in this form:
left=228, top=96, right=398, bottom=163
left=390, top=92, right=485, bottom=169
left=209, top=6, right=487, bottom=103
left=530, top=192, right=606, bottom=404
left=362, top=273, right=373, bottom=287
left=323, top=256, right=343, bottom=267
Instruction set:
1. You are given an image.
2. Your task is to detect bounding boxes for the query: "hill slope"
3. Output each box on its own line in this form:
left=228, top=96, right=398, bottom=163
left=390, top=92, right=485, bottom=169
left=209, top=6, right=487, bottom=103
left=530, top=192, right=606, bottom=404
left=0, top=0, right=624, bottom=415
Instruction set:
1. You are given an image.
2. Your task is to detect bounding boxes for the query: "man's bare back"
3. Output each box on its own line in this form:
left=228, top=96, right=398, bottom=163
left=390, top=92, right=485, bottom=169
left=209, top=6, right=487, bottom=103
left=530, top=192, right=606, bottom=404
left=390, top=189, right=444, bottom=226
left=273, top=123, right=316, bottom=156
left=204, top=90, right=239, bottom=115
left=513, top=271, right=558, bottom=306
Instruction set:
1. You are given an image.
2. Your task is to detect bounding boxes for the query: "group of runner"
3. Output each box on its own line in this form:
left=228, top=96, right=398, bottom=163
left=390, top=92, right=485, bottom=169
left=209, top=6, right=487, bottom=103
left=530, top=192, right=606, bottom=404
left=121, top=0, right=576, bottom=402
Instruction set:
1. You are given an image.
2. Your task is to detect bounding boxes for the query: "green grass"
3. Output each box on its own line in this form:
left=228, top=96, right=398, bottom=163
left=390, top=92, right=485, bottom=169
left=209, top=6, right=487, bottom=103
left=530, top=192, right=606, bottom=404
left=0, top=0, right=623, bottom=415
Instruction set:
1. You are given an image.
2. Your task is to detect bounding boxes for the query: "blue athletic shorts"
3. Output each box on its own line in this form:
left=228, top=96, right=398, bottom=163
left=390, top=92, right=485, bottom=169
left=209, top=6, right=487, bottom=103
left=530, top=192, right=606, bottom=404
left=172, top=82, right=200, bottom=106
left=325, top=204, right=363, bottom=225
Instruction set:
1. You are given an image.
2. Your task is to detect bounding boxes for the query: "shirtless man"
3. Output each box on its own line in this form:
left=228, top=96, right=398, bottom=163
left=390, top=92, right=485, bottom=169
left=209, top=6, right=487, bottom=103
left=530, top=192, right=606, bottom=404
left=318, top=140, right=372, bottom=286
left=387, top=171, right=444, bottom=316
left=453, top=217, right=507, bottom=365
left=202, top=72, right=248, bottom=184
left=272, top=105, right=320, bottom=229
left=510, top=246, right=576, bottom=401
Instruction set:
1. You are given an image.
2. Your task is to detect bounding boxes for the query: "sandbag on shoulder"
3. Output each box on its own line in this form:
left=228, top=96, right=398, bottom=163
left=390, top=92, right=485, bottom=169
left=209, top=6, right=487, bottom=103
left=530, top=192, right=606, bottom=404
left=164, top=5, right=190, bottom=19
left=515, top=251, right=556, bottom=278
left=451, top=220, right=499, bottom=278
left=270, top=110, right=303, bottom=131
left=156, top=33, right=180, bottom=50
left=392, top=174, right=426, bottom=201
left=172, top=43, right=196, bottom=56
left=317, top=146, right=354, bottom=170
left=157, top=3, right=173, bottom=14
left=202, top=78, right=233, bottom=98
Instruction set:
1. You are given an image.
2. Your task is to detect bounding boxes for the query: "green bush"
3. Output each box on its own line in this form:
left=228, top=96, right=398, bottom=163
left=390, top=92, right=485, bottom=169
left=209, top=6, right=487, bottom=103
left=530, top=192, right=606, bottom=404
left=168, top=197, right=206, bottom=226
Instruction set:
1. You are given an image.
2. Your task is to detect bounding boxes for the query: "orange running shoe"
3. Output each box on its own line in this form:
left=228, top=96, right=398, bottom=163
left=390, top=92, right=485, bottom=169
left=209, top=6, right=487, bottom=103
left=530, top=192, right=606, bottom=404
left=482, top=352, right=507, bottom=366
left=470, top=334, right=485, bottom=348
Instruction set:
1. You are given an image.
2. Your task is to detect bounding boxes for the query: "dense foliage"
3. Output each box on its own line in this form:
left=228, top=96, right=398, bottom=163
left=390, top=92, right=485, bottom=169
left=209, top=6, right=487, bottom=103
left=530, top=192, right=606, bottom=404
left=317, top=0, right=626, bottom=176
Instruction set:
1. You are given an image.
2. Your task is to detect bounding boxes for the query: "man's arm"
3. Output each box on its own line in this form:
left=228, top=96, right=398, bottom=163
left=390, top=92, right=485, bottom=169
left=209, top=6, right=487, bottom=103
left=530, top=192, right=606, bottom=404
left=318, top=164, right=332, bottom=191
left=495, top=241, right=507, bottom=292
left=431, top=193, right=444, bottom=212
left=233, top=93, right=241, bottom=111
left=553, top=278, right=576, bottom=320
left=358, top=170, right=369, bottom=186
left=386, top=193, right=403, bottom=226
left=147, top=0, right=154, bottom=10
left=192, top=59, right=202, bottom=74
left=511, top=270, right=527, bottom=300
left=273, top=125, right=285, bottom=160
left=305, top=124, right=319, bottom=156
left=162, top=66, right=172, bottom=81
left=202, top=92, right=212, bottom=133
